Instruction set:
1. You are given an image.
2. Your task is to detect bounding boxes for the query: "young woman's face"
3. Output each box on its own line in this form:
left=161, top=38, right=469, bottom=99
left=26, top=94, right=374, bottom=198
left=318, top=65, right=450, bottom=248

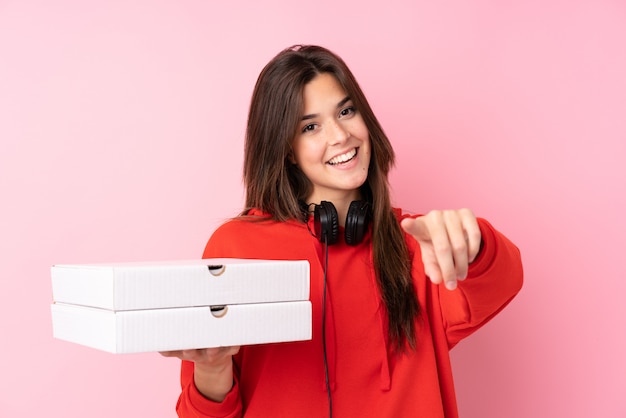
left=292, top=73, right=371, bottom=204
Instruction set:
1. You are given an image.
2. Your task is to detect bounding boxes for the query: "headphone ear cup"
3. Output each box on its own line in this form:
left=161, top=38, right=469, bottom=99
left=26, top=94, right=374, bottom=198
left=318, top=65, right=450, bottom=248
left=345, top=200, right=370, bottom=246
left=314, top=201, right=339, bottom=245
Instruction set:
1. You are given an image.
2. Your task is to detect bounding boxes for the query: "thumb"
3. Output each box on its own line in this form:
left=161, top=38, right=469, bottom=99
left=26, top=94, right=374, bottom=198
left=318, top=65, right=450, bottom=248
left=400, top=217, right=428, bottom=240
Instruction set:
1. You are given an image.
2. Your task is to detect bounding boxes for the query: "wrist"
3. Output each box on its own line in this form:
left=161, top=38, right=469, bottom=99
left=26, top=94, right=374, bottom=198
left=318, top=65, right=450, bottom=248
left=193, top=360, right=234, bottom=402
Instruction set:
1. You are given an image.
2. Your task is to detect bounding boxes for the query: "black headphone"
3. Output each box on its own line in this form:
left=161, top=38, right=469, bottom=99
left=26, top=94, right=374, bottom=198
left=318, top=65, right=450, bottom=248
left=307, top=200, right=371, bottom=246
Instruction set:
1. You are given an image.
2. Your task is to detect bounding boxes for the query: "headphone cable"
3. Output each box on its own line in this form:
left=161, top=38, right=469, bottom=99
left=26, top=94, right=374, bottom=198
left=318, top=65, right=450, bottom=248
left=322, top=238, right=333, bottom=418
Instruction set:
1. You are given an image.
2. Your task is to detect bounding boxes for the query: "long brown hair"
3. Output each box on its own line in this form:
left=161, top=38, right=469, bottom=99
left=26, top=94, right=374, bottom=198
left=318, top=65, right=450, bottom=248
left=242, top=45, right=419, bottom=351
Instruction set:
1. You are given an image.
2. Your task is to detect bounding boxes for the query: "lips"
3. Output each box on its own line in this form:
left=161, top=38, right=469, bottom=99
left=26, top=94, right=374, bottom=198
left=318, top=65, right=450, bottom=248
left=327, top=148, right=358, bottom=165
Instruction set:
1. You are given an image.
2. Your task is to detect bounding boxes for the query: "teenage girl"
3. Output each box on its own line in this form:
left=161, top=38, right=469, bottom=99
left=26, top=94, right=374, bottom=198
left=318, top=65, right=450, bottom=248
left=161, top=45, right=523, bottom=418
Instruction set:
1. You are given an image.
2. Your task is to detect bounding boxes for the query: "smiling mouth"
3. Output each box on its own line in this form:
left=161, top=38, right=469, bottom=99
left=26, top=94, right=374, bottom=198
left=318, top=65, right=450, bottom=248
left=327, top=148, right=358, bottom=165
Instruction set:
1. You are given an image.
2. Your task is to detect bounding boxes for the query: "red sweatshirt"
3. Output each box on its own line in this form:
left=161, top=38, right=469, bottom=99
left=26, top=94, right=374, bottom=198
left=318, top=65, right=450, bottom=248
left=175, top=209, right=523, bottom=417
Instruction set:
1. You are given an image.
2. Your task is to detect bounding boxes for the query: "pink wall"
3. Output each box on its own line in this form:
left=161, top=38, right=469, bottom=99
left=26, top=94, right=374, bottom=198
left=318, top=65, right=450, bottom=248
left=1, top=1, right=624, bottom=416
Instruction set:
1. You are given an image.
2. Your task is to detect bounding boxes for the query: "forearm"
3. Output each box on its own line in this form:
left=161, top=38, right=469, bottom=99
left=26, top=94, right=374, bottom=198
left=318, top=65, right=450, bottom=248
left=441, top=217, right=523, bottom=346
left=176, top=359, right=243, bottom=418
left=193, top=360, right=235, bottom=402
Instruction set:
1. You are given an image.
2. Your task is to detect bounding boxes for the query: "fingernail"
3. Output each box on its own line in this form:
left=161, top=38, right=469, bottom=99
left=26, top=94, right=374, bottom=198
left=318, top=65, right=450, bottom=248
left=445, top=280, right=457, bottom=290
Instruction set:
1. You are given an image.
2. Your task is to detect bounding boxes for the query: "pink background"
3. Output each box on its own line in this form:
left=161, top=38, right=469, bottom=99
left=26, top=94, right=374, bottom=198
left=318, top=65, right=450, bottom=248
left=1, top=0, right=624, bottom=416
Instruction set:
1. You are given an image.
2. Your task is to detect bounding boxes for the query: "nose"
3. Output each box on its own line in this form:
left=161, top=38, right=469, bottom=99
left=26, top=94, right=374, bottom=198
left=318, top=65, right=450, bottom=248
left=327, top=119, right=349, bottom=145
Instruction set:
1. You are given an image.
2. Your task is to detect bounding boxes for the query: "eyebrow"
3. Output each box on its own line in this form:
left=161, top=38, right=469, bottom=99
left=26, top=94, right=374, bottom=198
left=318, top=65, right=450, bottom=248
left=301, top=96, right=352, bottom=121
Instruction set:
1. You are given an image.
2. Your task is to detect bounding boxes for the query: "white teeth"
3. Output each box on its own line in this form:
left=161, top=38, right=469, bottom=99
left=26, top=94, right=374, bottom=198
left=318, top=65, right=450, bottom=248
left=327, top=148, right=357, bottom=165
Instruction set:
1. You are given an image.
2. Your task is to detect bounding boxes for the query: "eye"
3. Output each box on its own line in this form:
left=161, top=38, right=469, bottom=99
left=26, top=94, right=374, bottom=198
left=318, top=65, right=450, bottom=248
left=301, top=123, right=317, bottom=133
left=339, top=106, right=356, bottom=118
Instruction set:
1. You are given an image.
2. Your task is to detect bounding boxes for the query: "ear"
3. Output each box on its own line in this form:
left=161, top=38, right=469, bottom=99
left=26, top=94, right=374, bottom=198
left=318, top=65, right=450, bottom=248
left=287, top=151, right=297, bottom=165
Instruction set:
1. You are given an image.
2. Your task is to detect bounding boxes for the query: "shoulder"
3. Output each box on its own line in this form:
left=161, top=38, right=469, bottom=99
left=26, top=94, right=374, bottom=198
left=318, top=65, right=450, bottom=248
left=203, top=211, right=311, bottom=259
left=211, top=213, right=303, bottom=239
